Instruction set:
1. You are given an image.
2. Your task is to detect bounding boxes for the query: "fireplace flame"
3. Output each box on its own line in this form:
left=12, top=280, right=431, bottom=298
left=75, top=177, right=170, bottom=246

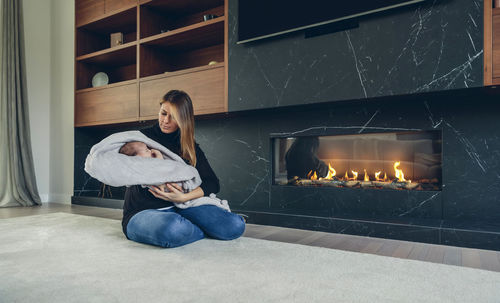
left=394, top=161, right=407, bottom=182
left=294, top=161, right=417, bottom=187
left=323, top=163, right=336, bottom=180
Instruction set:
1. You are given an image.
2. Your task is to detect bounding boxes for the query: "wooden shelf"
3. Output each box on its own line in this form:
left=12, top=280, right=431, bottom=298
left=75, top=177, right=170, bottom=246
left=76, top=4, right=137, bottom=29
left=140, top=17, right=224, bottom=51
left=76, top=79, right=137, bottom=94
left=140, top=0, right=223, bottom=14
left=139, top=62, right=224, bottom=82
left=75, top=117, right=140, bottom=128
left=76, top=41, right=137, bottom=64
left=494, top=8, right=500, bottom=16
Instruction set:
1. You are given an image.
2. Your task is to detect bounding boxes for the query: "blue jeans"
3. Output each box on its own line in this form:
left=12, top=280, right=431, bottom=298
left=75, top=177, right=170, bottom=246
left=126, top=205, right=246, bottom=248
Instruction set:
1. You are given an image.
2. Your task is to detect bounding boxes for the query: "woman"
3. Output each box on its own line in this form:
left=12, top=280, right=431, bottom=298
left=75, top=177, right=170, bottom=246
left=122, top=90, right=245, bottom=248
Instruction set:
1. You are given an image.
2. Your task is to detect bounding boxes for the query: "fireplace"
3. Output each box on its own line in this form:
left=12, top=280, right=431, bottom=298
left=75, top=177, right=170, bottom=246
left=273, top=130, right=442, bottom=191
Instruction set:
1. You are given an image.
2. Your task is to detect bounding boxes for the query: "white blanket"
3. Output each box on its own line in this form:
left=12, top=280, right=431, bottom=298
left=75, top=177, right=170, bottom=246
left=84, top=131, right=230, bottom=212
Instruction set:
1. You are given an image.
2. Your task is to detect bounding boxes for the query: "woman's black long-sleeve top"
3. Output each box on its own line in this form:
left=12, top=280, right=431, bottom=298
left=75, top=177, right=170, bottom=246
left=121, top=124, right=220, bottom=237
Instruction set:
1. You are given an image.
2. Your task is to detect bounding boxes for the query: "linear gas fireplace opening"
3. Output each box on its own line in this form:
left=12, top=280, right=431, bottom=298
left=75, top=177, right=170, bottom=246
left=273, top=130, right=442, bottom=191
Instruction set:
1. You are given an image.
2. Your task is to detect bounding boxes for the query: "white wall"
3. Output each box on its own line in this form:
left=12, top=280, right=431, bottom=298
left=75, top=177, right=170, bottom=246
left=23, top=0, right=51, bottom=202
left=49, top=0, right=75, bottom=203
left=22, top=0, right=74, bottom=204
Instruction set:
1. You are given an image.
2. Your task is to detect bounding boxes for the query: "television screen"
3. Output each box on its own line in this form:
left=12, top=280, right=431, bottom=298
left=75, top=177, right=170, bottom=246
left=238, top=0, right=427, bottom=43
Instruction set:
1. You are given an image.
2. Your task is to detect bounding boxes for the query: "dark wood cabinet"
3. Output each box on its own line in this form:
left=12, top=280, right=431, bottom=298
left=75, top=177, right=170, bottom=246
left=74, top=0, right=227, bottom=127
left=140, top=64, right=225, bottom=119
left=75, top=82, right=138, bottom=126
left=484, top=0, right=500, bottom=85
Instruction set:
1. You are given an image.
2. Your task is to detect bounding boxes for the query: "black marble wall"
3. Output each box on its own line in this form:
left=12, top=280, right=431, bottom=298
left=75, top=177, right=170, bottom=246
left=228, top=0, right=483, bottom=111
left=193, top=90, right=500, bottom=249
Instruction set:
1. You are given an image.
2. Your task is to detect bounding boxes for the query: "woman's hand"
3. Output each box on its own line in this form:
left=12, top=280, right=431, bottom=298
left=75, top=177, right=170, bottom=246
left=149, top=183, right=187, bottom=203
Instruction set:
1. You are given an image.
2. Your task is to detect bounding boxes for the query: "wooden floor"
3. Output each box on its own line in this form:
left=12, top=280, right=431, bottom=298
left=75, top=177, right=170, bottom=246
left=2, top=203, right=500, bottom=273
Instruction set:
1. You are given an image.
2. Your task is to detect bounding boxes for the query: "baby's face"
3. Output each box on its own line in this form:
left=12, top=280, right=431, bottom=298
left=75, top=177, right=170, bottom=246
left=134, top=143, right=162, bottom=159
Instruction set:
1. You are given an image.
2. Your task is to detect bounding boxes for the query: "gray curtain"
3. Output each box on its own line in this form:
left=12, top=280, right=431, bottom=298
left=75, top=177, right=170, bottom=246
left=0, top=0, right=41, bottom=207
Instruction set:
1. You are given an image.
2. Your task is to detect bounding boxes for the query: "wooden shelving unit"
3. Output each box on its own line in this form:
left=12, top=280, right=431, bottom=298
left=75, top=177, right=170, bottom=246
left=484, top=0, right=500, bottom=85
left=74, top=0, right=228, bottom=127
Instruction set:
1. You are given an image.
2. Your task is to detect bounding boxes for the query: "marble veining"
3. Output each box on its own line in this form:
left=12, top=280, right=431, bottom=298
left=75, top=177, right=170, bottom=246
left=424, top=100, right=488, bottom=173
left=346, top=31, right=368, bottom=98
left=444, top=120, right=488, bottom=173
left=76, top=176, right=94, bottom=196
left=358, top=109, right=380, bottom=133
left=413, top=50, right=483, bottom=92
left=398, top=192, right=440, bottom=217
left=271, top=125, right=423, bottom=137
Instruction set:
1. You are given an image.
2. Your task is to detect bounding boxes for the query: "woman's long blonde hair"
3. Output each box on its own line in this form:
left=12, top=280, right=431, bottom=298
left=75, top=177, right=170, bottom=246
left=161, top=90, right=197, bottom=166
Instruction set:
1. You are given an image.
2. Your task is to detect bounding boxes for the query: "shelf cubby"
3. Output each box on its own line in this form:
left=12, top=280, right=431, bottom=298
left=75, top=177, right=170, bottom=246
left=139, top=17, right=224, bottom=77
left=139, top=0, right=224, bottom=39
left=76, top=44, right=137, bottom=90
left=76, top=6, right=137, bottom=57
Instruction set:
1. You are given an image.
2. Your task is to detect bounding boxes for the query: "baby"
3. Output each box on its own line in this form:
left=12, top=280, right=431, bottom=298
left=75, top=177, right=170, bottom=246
left=119, top=141, right=172, bottom=192
left=118, top=141, right=230, bottom=212
left=119, top=141, right=163, bottom=159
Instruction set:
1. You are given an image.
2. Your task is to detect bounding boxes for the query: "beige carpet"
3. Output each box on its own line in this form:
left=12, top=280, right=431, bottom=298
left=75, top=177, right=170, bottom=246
left=1, top=212, right=499, bottom=303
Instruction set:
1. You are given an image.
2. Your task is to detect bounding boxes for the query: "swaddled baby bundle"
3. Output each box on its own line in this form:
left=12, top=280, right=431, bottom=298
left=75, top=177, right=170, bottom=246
left=84, top=131, right=230, bottom=211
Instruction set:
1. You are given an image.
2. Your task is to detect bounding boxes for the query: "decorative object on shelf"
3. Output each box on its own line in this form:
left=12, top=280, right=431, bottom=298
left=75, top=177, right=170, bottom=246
left=110, top=32, right=123, bottom=47
left=495, top=0, right=500, bottom=8
left=208, top=61, right=218, bottom=65
left=203, top=14, right=217, bottom=21
left=92, top=72, right=109, bottom=87
left=160, top=29, right=170, bottom=33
